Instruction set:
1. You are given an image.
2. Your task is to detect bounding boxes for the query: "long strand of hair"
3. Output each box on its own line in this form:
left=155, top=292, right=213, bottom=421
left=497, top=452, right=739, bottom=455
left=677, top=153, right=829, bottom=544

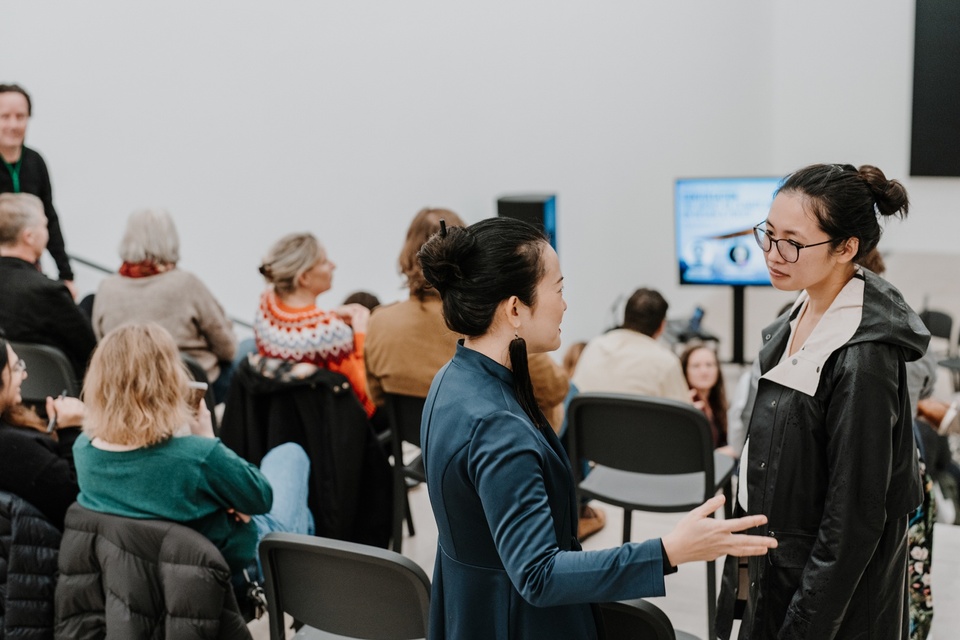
left=509, top=335, right=550, bottom=431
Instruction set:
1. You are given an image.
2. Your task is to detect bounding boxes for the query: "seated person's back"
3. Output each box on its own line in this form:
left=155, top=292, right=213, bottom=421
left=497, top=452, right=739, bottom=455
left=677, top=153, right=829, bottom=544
left=572, top=287, right=690, bottom=404
left=93, top=208, right=237, bottom=388
left=254, top=232, right=374, bottom=416
left=365, top=208, right=569, bottom=430
left=0, top=193, right=96, bottom=384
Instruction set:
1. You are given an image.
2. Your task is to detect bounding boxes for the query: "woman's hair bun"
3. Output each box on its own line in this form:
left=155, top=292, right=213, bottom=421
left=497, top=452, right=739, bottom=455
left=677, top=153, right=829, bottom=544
left=858, top=164, right=909, bottom=218
left=258, top=263, right=273, bottom=279
left=418, top=225, right=475, bottom=293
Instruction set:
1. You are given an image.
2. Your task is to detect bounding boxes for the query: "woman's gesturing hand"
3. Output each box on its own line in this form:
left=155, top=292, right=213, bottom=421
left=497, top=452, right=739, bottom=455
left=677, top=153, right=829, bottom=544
left=661, top=495, right=776, bottom=566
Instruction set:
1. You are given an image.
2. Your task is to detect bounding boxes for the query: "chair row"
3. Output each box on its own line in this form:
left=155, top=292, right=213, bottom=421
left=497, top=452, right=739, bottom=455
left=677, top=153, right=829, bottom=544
left=0, top=491, right=695, bottom=639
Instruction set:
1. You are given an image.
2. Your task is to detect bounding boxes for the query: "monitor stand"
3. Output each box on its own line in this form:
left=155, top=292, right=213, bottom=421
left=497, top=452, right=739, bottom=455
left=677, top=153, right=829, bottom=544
left=732, top=285, right=746, bottom=364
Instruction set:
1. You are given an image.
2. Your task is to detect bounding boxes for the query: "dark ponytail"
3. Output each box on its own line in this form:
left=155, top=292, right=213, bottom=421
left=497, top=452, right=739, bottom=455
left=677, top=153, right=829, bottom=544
left=509, top=335, right=550, bottom=431
left=777, top=163, right=909, bottom=260
left=419, top=217, right=550, bottom=430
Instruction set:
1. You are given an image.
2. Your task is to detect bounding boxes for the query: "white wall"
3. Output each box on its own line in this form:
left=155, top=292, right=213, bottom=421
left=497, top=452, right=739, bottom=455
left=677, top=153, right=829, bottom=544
left=3, top=1, right=957, bottom=361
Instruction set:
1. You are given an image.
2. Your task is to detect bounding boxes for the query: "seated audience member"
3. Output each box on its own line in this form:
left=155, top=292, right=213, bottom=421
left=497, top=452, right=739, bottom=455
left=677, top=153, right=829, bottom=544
left=254, top=232, right=375, bottom=416
left=0, top=193, right=96, bottom=384
left=92, top=208, right=237, bottom=403
left=364, top=208, right=569, bottom=430
left=0, top=334, right=84, bottom=529
left=680, top=344, right=736, bottom=457
left=343, top=290, right=381, bottom=311
left=572, top=287, right=691, bottom=403
left=73, top=323, right=312, bottom=581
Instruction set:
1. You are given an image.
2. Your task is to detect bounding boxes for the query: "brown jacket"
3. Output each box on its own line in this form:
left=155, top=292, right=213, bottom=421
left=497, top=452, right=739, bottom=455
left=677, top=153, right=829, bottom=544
left=365, top=294, right=569, bottom=432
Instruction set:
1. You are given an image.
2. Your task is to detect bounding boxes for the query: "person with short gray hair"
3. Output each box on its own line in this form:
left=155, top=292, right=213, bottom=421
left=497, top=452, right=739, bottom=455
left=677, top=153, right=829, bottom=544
left=0, top=193, right=96, bottom=384
left=92, top=208, right=237, bottom=402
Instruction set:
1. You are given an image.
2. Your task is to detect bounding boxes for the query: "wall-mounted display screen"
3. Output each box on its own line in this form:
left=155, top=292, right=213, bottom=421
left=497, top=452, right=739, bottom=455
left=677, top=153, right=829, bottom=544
left=675, top=177, right=782, bottom=286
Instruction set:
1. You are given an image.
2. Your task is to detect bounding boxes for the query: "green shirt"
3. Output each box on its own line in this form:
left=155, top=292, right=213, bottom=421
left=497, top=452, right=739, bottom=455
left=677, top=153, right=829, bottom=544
left=73, top=433, right=273, bottom=573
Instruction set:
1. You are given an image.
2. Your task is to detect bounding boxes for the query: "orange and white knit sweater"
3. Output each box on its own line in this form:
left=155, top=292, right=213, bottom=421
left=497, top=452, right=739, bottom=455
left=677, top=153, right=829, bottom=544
left=253, top=289, right=375, bottom=417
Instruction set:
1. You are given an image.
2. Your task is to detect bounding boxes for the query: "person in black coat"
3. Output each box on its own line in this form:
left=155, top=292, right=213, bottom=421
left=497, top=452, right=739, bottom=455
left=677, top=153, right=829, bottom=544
left=0, top=192, right=96, bottom=384
left=0, top=83, right=74, bottom=294
left=717, top=164, right=929, bottom=639
left=0, top=335, right=85, bottom=530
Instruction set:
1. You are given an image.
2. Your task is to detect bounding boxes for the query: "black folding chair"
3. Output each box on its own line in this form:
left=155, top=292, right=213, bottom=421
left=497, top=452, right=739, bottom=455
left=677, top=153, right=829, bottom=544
left=600, top=598, right=701, bottom=640
left=259, top=532, right=431, bottom=640
left=9, top=341, right=78, bottom=412
left=567, top=393, right=736, bottom=640
left=384, top=393, right=427, bottom=553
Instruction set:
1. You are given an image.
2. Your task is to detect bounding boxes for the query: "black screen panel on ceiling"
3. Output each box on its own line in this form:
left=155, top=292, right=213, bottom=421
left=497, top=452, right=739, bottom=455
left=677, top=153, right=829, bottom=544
left=911, top=0, right=960, bottom=177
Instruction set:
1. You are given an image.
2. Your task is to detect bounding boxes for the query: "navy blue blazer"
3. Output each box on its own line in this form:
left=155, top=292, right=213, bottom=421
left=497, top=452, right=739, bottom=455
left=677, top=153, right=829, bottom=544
left=422, top=345, right=666, bottom=639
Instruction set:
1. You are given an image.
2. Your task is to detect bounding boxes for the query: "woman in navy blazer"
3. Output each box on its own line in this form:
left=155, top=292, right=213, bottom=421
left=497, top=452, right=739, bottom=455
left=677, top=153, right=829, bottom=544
left=418, top=217, right=776, bottom=639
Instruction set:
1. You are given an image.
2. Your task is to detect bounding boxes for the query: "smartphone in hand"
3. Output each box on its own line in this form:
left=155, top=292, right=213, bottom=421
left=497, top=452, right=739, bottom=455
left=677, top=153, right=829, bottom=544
left=187, top=381, right=209, bottom=413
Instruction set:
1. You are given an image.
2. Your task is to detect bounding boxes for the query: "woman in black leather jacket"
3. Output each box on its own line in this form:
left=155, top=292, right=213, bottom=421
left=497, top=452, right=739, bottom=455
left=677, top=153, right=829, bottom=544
left=717, top=164, right=930, bottom=640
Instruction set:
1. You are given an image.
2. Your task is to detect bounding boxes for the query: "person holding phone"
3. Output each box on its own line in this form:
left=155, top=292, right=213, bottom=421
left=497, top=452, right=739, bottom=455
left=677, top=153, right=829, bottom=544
left=72, top=323, right=313, bottom=582
left=0, top=334, right=84, bottom=530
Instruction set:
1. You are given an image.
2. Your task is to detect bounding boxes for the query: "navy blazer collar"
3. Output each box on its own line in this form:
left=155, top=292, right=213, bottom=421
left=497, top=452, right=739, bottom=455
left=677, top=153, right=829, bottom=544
left=451, top=341, right=514, bottom=386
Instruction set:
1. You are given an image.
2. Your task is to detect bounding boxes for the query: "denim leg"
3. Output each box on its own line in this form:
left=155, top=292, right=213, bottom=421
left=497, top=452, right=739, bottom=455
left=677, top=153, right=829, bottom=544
left=252, top=442, right=315, bottom=540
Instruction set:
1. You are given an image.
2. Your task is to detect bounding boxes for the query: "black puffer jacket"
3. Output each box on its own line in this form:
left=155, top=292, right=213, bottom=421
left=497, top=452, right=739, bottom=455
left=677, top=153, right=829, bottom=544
left=717, top=269, right=930, bottom=639
left=54, top=503, right=251, bottom=640
left=0, top=491, right=61, bottom=640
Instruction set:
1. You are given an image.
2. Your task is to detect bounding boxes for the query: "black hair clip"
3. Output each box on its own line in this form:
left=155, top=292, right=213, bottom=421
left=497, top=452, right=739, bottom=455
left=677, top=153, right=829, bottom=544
left=440, top=219, right=448, bottom=237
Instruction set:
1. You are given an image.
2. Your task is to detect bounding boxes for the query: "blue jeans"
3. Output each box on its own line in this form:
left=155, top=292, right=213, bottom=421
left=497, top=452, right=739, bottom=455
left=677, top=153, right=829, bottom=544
left=242, top=443, right=314, bottom=583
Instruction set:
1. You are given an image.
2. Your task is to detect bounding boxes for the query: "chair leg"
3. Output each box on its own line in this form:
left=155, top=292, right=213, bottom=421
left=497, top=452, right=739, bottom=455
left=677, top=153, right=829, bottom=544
left=622, top=509, right=632, bottom=543
left=392, top=472, right=406, bottom=553
left=405, top=491, right=416, bottom=537
left=707, top=558, right=717, bottom=640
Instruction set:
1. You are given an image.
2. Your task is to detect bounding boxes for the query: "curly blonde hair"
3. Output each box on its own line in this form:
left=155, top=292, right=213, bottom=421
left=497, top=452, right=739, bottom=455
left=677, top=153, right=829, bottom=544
left=82, top=323, right=190, bottom=447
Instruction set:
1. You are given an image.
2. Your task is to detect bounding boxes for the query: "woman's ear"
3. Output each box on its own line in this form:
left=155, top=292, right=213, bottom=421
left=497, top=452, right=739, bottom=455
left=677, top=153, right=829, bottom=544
left=500, top=295, right=523, bottom=332
left=836, top=237, right=859, bottom=264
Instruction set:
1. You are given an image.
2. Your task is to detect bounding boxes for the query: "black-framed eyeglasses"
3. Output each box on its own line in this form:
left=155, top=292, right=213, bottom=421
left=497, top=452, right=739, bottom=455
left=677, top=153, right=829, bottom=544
left=752, top=225, right=835, bottom=264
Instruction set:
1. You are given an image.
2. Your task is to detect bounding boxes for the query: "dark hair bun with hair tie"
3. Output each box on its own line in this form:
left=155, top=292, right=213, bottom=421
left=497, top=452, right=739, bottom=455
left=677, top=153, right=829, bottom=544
left=418, top=225, right=477, bottom=294
left=858, top=165, right=909, bottom=218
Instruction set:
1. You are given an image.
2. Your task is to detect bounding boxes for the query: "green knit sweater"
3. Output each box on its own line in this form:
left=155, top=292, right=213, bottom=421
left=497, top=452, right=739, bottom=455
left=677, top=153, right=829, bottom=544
left=73, top=433, right=273, bottom=573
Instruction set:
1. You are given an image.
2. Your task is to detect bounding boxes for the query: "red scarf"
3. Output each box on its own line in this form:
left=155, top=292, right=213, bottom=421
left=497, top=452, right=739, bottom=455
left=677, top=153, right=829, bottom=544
left=118, top=261, right=175, bottom=278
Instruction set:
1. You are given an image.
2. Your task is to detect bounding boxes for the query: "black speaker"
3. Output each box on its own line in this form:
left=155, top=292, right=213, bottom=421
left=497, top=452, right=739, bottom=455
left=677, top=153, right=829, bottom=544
left=496, top=194, right=557, bottom=251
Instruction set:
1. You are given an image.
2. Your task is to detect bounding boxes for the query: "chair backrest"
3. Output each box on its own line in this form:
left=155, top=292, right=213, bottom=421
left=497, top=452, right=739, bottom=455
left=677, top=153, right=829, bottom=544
left=9, top=341, right=78, bottom=404
left=385, top=393, right=426, bottom=450
left=259, top=532, right=431, bottom=640
left=567, top=393, right=716, bottom=496
left=599, top=599, right=683, bottom=640
left=56, top=503, right=251, bottom=640
left=919, top=309, right=953, bottom=342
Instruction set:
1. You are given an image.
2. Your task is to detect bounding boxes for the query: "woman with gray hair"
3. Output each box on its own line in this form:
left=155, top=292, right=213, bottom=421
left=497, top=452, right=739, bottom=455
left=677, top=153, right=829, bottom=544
left=92, top=208, right=237, bottom=401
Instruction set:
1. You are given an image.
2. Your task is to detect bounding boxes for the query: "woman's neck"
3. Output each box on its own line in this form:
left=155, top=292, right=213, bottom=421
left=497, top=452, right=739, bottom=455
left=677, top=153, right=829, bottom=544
left=804, top=264, right=856, bottom=317
left=463, top=332, right=513, bottom=370
left=279, top=288, right=317, bottom=309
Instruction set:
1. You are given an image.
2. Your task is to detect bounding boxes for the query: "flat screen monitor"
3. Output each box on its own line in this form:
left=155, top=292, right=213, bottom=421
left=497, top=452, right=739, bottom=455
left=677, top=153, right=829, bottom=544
left=675, top=177, right=782, bottom=286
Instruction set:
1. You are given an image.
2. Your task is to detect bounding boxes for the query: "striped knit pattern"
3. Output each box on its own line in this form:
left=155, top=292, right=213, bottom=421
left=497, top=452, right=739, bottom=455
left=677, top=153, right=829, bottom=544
left=254, top=289, right=355, bottom=366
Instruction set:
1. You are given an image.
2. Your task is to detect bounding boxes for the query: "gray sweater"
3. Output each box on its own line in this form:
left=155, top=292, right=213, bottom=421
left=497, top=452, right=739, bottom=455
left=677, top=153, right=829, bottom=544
left=92, top=269, right=237, bottom=380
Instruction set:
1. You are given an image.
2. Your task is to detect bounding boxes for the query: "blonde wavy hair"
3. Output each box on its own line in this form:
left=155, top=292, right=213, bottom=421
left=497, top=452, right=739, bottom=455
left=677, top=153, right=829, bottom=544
left=82, top=323, right=190, bottom=447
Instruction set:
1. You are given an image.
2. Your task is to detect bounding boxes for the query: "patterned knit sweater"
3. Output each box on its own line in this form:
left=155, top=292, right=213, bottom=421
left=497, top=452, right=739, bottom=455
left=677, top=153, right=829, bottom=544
left=253, top=289, right=375, bottom=416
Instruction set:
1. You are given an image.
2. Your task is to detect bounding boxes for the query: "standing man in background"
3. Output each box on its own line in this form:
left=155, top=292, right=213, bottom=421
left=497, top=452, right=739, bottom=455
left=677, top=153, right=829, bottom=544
left=0, top=83, right=75, bottom=298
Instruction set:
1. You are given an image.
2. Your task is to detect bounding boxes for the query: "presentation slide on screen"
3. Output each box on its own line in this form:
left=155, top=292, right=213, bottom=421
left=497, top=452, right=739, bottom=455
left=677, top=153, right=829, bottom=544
left=675, top=177, right=781, bottom=286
